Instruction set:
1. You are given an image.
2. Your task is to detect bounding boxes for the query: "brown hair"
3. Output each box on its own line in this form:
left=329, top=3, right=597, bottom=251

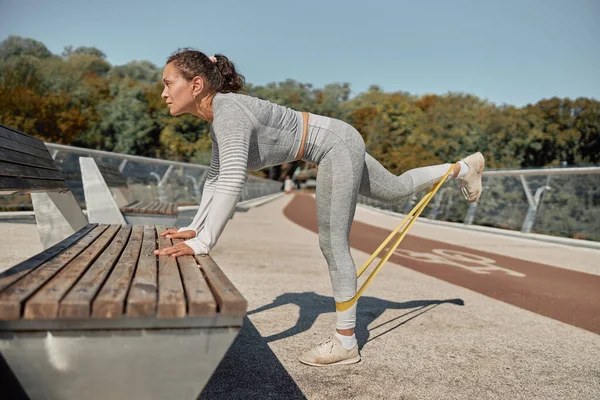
left=166, top=48, right=245, bottom=93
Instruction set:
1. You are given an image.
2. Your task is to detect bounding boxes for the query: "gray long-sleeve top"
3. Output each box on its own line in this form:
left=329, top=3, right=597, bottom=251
left=179, top=92, right=305, bottom=254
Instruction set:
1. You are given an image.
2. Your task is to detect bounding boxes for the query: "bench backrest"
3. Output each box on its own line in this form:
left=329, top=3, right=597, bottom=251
left=96, top=163, right=128, bottom=189
left=0, top=124, right=68, bottom=195
left=93, top=161, right=136, bottom=206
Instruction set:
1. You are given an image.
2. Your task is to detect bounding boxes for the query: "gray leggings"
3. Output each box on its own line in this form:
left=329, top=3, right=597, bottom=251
left=302, top=115, right=452, bottom=330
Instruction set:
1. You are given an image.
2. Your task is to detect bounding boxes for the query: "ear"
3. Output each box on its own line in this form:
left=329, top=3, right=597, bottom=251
left=191, top=76, right=206, bottom=97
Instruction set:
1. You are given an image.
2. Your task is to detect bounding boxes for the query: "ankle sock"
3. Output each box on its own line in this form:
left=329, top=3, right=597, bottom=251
left=456, top=160, right=469, bottom=178
left=335, top=332, right=357, bottom=350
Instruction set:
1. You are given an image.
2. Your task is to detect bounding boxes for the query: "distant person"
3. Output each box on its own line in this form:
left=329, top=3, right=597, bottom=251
left=283, top=175, right=295, bottom=194
left=155, top=48, right=484, bottom=366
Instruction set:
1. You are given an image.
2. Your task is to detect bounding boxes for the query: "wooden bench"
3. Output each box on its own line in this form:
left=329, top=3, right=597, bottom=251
left=79, top=157, right=180, bottom=226
left=97, top=161, right=179, bottom=216
left=119, top=200, right=179, bottom=215
left=0, top=123, right=88, bottom=249
left=0, top=126, right=247, bottom=400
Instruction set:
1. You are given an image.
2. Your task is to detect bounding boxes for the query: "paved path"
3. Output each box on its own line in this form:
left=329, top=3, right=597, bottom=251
left=1, top=195, right=599, bottom=400
left=284, top=194, right=600, bottom=334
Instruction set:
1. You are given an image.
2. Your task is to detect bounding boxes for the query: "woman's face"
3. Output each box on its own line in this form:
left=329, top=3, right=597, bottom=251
left=161, top=62, right=194, bottom=115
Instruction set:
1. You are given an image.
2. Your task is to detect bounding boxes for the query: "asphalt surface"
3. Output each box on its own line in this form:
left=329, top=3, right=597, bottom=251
left=284, top=194, right=600, bottom=334
left=1, top=194, right=599, bottom=399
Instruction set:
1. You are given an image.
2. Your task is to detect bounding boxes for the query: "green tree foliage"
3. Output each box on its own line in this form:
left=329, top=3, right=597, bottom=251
left=61, top=45, right=107, bottom=59
left=1, top=35, right=598, bottom=240
left=0, top=35, right=598, bottom=171
left=344, top=89, right=441, bottom=173
left=0, top=36, right=53, bottom=60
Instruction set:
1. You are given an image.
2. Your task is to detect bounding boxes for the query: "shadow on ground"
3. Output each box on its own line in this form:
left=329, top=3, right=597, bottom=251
left=200, top=292, right=463, bottom=398
left=199, top=318, right=307, bottom=399
left=248, top=292, right=464, bottom=349
left=0, top=353, right=29, bottom=400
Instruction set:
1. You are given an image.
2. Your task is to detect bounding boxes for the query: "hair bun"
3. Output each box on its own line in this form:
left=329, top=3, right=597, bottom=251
left=166, top=48, right=245, bottom=93
left=213, top=54, right=245, bottom=93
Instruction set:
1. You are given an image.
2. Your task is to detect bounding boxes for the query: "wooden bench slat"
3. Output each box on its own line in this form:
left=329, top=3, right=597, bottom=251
left=173, top=239, right=216, bottom=317
left=59, top=225, right=132, bottom=319
left=151, top=202, right=164, bottom=212
left=132, top=201, right=149, bottom=212
left=145, top=201, right=158, bottom=213
left=0, top=137, right=54, bottom=161
left=0, top=124, right=49, bottom=152
left=117, top=200, right=180, bottom=216
left=0, top=147, right=60, bottom=171
left=132, top=201, right=148, bottom=212
left=0, top=224, right=98, bottom=292
left=126, top=225, right=158, bottom=317
left=156, top=226, right=186, bottom=318
left=92, top=225, right=143, bottom=318
left=119, top=200, right=139, bottom=213
left=0, top=225, right=110, bottom=320
left=22, top=225, right=120, bottom=319
left=141, top=201, right=156, bottom=214
left=122, top=201, right=137, bottom=213
left=195, top=255, right=247, bottom=316
left=158, top=202, right=169, bottom=214
left=0, top=160, right=64, bottom=181
left=0, top=176, right=67, bottom=194
left=135, top=201, right=149, bottom=212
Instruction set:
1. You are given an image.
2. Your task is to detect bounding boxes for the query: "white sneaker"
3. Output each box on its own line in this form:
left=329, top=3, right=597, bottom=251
left=298, top=336, right=361, bottom=367
left=458, top=152, right=485, bottom=202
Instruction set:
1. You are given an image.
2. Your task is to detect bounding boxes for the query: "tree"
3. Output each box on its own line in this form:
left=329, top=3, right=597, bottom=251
left=0, top=36, right=53, bottom=60
left=110, top=60, right=161, bottom=83
left=62, top=45, right=107, bottom=59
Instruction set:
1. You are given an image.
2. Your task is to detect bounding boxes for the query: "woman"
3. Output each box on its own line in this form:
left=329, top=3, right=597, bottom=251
left=155, top=48, right=484, bottom=367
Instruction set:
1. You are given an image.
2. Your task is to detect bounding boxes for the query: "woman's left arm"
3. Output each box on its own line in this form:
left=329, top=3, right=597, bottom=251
left=183, top=103, right=251, bottom=255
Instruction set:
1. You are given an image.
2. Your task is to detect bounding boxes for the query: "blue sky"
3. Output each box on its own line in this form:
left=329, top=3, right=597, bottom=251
left=1, top=0, right=598, bottom=106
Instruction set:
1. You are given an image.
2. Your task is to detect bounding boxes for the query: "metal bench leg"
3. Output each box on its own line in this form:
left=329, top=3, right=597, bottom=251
left=2, top=328, right=239, bottom=400
left=80, top=157, right=126, bottom=224
left=31, top=191, right=88, bottom=250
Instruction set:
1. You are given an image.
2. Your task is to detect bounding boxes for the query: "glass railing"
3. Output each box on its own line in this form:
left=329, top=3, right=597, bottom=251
left=358, top=166, right=600, bottom=243
left=0, top=142, right=283, bottom=212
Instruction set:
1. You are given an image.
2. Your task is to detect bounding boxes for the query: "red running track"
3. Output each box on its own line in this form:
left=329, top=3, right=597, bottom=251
left=283, top=194, right=600, bottom=334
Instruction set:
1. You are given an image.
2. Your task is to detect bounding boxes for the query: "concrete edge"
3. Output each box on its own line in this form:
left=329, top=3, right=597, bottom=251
left=357, top=203, right=600, bottom=251
left=177, top=192, right=285, bottom=213
left=237, top=192, right=285, bottom=208
left=0, top=210, right=90, bottom=219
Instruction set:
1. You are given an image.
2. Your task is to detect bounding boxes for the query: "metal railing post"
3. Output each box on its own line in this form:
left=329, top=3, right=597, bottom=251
left=186, top=175, right=201, bottom=204
left=521, top=185, right=551, bottom=233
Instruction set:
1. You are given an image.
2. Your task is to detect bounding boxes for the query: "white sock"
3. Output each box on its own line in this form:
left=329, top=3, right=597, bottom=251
left=335, top=332, right=357, bottom=350
left=443, top=163, right=454, bottom=181
left=456, top=160, right=469, bottom=178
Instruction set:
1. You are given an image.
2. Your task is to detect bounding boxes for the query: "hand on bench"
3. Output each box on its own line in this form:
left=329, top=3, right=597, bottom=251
left=159, top=227, right=197, bottom=240
left=154, top=228, right=197, bottom=257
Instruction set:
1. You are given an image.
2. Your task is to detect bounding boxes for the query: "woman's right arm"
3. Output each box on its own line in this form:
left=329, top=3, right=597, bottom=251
left=178, top=128, right=220, bottom=234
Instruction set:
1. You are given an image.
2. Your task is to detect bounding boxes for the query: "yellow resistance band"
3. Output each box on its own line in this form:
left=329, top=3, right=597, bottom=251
left=336, top=166, right=454, bottom=312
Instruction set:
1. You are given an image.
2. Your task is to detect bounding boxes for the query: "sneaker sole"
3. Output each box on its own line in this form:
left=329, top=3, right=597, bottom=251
left=461, top=152, right=485, bottom=203
left=299, top=355, right=361, bottom=367
left=471, top=152, right=485, bottom=202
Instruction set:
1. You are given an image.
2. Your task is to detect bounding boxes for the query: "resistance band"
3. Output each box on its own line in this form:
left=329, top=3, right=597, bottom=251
left=336, top=166, right=454, bottom=312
